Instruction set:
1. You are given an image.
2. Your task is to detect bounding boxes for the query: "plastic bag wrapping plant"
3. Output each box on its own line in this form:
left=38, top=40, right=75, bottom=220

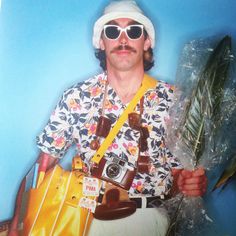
left=161, top=195, right=214, bottom=236
left=166, top=35, right=235, bottom=169
left=164, top=35, right=236, bottom=235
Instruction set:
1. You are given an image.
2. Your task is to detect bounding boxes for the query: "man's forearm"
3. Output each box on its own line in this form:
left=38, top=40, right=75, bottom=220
left=38, top=152, right=59, bottom=170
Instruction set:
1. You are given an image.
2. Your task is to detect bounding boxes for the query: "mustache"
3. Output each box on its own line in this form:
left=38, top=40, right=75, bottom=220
left=111, top=45, right=137, bottom=53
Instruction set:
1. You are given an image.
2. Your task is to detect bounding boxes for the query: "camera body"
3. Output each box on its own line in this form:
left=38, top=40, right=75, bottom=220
left=91, top=156, right=136, bottom=190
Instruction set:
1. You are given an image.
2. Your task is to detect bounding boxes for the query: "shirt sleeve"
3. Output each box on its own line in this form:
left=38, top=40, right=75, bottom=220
left=36, top=89, right=74, bottom=158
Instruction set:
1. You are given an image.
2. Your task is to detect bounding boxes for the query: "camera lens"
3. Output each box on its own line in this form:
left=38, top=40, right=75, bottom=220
left=106, top=163, right=121, bottom=179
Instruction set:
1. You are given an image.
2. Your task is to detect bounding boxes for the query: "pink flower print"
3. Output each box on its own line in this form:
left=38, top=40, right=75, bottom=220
left=53, top=136, right=65, bottom=148
left=98, top=75, right=103, bottom=81
left=132, top=181, right=143, bottom=192
left=85, top=123, right=97, bottom=135
left=98, top=76, right=107, bottom=85
left=104, top=100, right=118, bottom=112
left=147, top=91, right=157, bottom=101
left=90, top=86, right=101, bottom=97
left=113, top=105, right=119, bottom=110
left=112, top=143, right=118, bottom=149
left=108, top=144, right=113, bottom=151
left=108, top=143, right=118, bottom=151
left=90, top=124, right=97, bottom=135
left=123, top=142, right=138, bottom=156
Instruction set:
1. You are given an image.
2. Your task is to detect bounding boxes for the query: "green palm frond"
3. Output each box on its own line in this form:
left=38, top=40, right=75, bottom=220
left=212, top=154, right=236, bottom=190
left=178, top=35, right=233, bottom=167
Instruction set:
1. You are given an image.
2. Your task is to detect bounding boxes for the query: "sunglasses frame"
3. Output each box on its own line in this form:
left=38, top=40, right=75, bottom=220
left=103, top=24, right=144, bottom=40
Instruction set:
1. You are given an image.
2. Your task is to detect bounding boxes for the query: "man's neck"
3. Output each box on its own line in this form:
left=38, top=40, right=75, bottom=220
left=107, top=69, right=144, bottom=104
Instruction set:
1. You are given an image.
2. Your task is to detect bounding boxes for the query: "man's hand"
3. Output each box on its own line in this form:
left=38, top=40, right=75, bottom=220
left=176, top=168, right=207, bottom=197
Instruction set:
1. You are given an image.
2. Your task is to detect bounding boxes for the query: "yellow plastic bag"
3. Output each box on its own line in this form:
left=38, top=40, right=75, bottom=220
left=21, top=158, right=99, bottom=236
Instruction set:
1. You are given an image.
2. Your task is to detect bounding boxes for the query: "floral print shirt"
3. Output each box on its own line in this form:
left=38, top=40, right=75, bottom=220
left=37, top=72, right=181, bottom=197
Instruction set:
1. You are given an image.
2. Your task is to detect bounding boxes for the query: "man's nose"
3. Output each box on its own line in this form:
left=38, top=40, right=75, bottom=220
left=119, top=31, right=128, bottom=44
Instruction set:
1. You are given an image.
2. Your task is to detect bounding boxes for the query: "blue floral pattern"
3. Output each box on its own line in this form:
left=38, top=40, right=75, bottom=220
left=37, top=72, right=181, bottom=197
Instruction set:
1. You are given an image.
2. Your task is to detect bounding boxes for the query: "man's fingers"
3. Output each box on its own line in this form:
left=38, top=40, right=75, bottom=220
left=192, top=168, right=205, bottom=177
left=180, top=169, right=192, bottom=178
left=177, top=168, right=207, bottom=196
left=184, top=176, right=206, bottom=184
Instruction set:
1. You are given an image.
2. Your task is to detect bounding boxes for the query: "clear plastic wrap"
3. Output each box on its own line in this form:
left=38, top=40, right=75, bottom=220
left=167, top=35, right=235, bottom=169
left=165, top=35, right=236, bottom=235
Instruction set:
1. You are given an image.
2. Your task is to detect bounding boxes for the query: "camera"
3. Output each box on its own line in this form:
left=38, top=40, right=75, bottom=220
left=91, top=156, right=136, bottom=190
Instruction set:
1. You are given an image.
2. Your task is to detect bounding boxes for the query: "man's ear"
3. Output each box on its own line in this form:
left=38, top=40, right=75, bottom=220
left=99, top=38, right=105, bottom=50
left=144, top=37, right=151, bottom=51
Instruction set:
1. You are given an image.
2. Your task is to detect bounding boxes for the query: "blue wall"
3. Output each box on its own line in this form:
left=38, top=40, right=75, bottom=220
left=1, top=0, right=236, bottom=235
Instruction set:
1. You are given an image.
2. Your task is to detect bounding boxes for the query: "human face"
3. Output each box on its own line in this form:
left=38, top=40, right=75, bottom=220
left=99, top=18, right=151, bottom=72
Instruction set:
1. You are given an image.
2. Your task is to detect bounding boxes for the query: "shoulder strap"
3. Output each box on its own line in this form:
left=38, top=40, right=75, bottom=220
left=91, top=74, right=157, bottom=164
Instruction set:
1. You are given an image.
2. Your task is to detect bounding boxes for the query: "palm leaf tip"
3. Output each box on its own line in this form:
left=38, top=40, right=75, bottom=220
left=212, top=154, right=236, bottom=191
left=179, top=35, right=233, bottom=167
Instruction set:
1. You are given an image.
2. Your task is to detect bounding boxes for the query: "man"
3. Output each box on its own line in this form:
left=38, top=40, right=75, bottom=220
left=9, top=1, right=207, bottom=235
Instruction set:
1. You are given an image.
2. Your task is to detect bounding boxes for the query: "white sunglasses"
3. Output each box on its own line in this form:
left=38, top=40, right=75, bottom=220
left=103, top=24, right=144, bottom=40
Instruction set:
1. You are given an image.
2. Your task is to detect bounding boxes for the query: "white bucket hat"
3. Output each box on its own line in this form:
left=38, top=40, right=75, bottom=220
left=93, top=0, right=155, bottom=49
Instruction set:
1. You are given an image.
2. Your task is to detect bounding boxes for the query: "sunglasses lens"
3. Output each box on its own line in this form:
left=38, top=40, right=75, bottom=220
left=104, top=26, right=120, bottom=39
left=127, top=26, right=143, bottom=39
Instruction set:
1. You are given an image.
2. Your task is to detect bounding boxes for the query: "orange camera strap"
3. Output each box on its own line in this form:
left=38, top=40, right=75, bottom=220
left=91, top=74, right=157, bottom=164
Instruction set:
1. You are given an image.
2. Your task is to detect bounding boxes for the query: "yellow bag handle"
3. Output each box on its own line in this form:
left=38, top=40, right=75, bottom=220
left=91, top=74, right=157, bottom=164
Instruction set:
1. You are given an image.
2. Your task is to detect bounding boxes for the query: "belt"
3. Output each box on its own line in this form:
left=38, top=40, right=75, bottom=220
left=97, top=188, right=168, bottom=209
left=130, top=196, right=164, bottom=209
